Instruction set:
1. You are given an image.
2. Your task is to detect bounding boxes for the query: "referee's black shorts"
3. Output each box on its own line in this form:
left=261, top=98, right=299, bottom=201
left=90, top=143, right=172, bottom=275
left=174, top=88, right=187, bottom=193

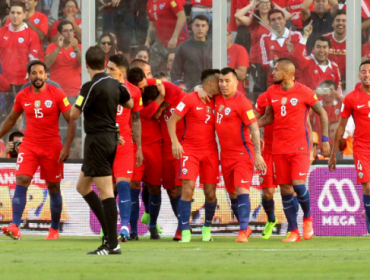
left=82, top=132, right=117, bottom=177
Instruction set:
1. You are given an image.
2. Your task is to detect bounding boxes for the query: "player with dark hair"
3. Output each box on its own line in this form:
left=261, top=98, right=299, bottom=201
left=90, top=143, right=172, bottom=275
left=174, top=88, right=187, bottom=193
left=70, top=46, right=133, bottom=255
left=329, top=60, right=370, bottom=236
left=215, top=67, right=266, bottom=243
left=0, top=60, right=76, bottom=240
left=168, top=69, right=220, bottom=242
left=130, top=59, right=152, bottom=78
left=258, top=58, right=330, bottom=242
left=106, top=54, right=143, bottom=242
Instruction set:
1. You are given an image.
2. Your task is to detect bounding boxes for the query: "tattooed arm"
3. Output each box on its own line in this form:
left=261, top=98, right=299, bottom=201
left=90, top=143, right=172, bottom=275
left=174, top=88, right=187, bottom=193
left=131, top=111, right=143, bottom=167
left=257, top=105, right=274, bottom=127
left=311, top=101, right=330, bottom=156
left=248, top=122, right=266, bottom=171
left=328, top=117, right=349, bottom=172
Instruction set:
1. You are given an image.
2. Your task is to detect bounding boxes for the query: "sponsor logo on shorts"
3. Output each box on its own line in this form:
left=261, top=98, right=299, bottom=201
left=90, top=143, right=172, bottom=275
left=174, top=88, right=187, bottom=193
left=127, top=171, right=133, bottom=174
left=45, top=100, right=53, bottom=108
left=56, top=174, right=61, bottom=178
left=225, top=107, right=231, bottom=115
left=18, top=37, right=25, bottom=43
left=359, top=172, right=364, bottom=179
left=299, top=173, right=306, bottom=176
left=241, top=180, right=249, bottom=183
left=290, top=98, right=298, bottom=106
left=182, top=168, right=188, bottom=175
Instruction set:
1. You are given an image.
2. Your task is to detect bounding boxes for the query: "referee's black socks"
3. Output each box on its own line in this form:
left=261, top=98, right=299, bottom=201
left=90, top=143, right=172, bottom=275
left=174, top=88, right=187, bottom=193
left=83, top=191, right=108, bottom=237
left=102, top=198, right=118, bottom=248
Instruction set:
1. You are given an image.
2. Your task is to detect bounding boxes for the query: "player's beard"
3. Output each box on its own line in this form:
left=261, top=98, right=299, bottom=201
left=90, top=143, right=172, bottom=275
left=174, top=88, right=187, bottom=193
left=273, top=79, right=283, bottom=85
left=32, top=79, right=45, bottom=89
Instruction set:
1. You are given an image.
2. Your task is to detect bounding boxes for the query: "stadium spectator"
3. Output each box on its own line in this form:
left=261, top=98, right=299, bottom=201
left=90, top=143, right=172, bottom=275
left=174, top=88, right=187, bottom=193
left=135, top=45, right=150, bottom=62
left=301, top=0, right=339, bottom=53
left=97, top=33, right=118, bottom=68
left=328, top=119, right=339, bottom=146
left=0, top=74, right=10, bottom=92
left=45, top=20, right=81, bottom=102
left=1, top=131, right=24, bottom=158
left=0, top=1, right=10, bottom=27
left=49, top=0, right=81, bottom=43
left=260, top=9, right=303, bottom=86
left=322, top=10, right=346, bottom=83
left=48, top=0, right=81, bottom=26
left=231, top=0, right=251, bottom=53
left=338, top=0, right=370, bottom=30
left=235, top=0, right=292, bottom=95
left=153, top=71, right=170, bottom=81
left=134, top=0, right=149, bottom=46
left=190, top=0, right=213, bottom=38
left=130, top=59, right=152, bottom=79
left=226, top=24, right=249, bottom=95
left=170, top=14, right=212, bottom=92
left=145, top=0, right=188, bottom=73
left=290, top=22, right=342, bottom=93
left=167, top=51, right=175, bottom=73
left=0, top=1, right=40, bottom=114
left=340, top=115, right=354, bottom=159
left=286, top=0, right=305, bottom=31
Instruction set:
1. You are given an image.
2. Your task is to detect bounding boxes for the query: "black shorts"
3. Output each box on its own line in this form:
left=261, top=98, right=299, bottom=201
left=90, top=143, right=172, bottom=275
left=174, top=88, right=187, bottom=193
left=82, top=132, right=117, bottom=177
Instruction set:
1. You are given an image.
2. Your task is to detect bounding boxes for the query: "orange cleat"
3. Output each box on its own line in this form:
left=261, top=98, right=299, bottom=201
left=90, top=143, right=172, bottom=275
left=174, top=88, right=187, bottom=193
left=282, top=230, right=301, bottom=242
left=2, top=223, right=21, bottom=240
left=45, top=228, right=59, bottom=240
left=236, top=230, right=250, bottom=243
left=173, top=229, right=182, bottom=241
left=246, top=226, right=252, bottom=237
left=303, top=216, right=314, bottom=240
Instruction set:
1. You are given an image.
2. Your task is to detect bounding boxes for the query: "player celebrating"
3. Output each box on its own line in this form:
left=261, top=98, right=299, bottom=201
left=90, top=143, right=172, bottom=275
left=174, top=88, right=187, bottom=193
left=0, top=61, right=76, bottom=240
left=106, top=54, right=143, bottom=242
left=329, top=60, right=370, bottom=234
left=215, top=67, right=266, bottom=243
left=258, top=58, right=330, bottom=242
left=168, top=69, right=221, bottom=242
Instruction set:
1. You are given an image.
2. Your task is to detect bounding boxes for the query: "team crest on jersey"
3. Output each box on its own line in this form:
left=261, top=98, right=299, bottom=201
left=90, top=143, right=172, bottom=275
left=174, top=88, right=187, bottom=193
left=335, top=109, right=340, bottom=115
left=182, top=168, right=188, bottom=175
left=159, top=3, right=165, bottom=9
left=34, top=18, right=40, bottom=24
left=207, top=106, right=211, bottom=114
left=153, top=4, right=157, bottom=11
left=218, top=105, right=225, bottom=113
left=70, top=52, right=77, bottom=58
left=34, top=100, right=41, bottom=108
left=45, top=100, right=53, bottom=108
left=290, top=98, right=298, bottom=106
left=359, top=172, right=364, bottom=179
left=225, top=107, right=231, bottom=116
left=281, top=97, right=287, bottom=105
left=18, top=37, right=25, bottom=43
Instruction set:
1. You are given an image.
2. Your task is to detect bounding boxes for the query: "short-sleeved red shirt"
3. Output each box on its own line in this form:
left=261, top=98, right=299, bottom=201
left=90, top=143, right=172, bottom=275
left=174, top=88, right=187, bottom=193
left=49, top=18, right=82, bottom=39
left=266, top=82, right=317, bottom=155
left=13, top=84, right=71, bottom=146
left=147, top=0, right=189, bottom=47
left=215, top=92, right=256, bottom=158
left=227, top=43, right=250, bottom=95
left=174, top=92, right=217, bottom=152
left=45, top=43, right=82, bottom=97
left=341, top=86, right=370, bottom=154
left=286, top=0, right=305, bottom=30
left=255, top=91, right=274, bottom=154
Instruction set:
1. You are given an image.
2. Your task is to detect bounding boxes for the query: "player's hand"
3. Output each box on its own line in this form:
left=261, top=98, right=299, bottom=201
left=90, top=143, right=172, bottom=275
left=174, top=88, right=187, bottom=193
left=135, top=147, right=143, bottom=167
left=65, top=13, right=75, bottom=23
left=4, top=141, right=13, bottom=154
left=57, top=36, right=64, bottom=48
left=255, top=153, right=266, bottom=172
left=197, top=87, right=211, bottom=104
left=328, top=155, right=336, bottom=172
left=303, top=20, right=313, bottom=39
left=321, top=141, right=330, bottom=157
left=58, top=146, right=70, bottom=163
left=117, top=136, right=125, bottom=145
left=70, top=38, right=79, bottom=51
left=172, top=141, right=184, bottom=159
left=168, top=37, right=178, bottom=50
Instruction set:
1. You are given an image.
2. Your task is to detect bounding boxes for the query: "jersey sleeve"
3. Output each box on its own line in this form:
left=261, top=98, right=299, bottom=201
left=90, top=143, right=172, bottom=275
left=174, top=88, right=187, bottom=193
left=119, top=83, right=132, bottom=105
left=305, top=87, right=318, bottom=107
left=340, top=94, right=352, bottom=118
left=45, top=43, right=57, bottom=55
left=13, top=92, right=24, bottom=113
left=174, top=94, right=192, bottom=118
left=265, top=89, right=272, bottom=106
left=55, top=88, right=72, bottom=113
left=163, top=81, right=181, bottom=105
left=238, top=96, right=257, bottom=126
left=236, top=45, right=250, bottom=68
left=74, top=83, right=92, bottom=111
left=255, top=93, right=266, bottom=114
left=169, top=0, right=184, bottom=15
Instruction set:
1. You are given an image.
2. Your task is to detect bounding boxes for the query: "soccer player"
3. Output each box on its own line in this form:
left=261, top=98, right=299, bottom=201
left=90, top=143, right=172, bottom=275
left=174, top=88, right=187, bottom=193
left=329, top=60, right=370, bottom=236
left=168, top=69, right=220, bottom=242
left=258, top=58, right=330, bottom=242
left=71, top=46, right=133, bottom=255
left=106, top=54, right=143, bottom=242
left=0, top=60, right=76, bottom=240
left=215, top=67, right=266, bottom=243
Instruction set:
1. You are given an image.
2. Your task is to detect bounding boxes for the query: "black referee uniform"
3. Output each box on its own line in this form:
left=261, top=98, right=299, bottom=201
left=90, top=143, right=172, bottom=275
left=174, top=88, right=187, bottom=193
left=74, top=72, right=131, bottom=176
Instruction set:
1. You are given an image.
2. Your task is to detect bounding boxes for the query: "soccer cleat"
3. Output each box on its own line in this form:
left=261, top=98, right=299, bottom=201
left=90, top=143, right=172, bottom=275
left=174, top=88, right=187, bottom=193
left=262, top=218, right=278, bottom=240
left=118, top=226, right=129, bottom=242
left=202, top=226, right=213, bottom=242
left=141, top=212, right=164, bottom=234
left=179, top=229, right=191, bottom=243
left=303, top=216, right=314, bottom=240
left=246, top=226, right=252, bottom=237
left=149, top=227, right=161, bottom=239
left=235, top=230, right=249, bottom=243
left=282, top=230, right=301, bottom=242
left=2, top=223, right=21, bottom=240
left=173, top=229, right=182, bottom=241
left=45, top=228, right=59, bottom=240
left=129, top=233, right=139, bottom=241
left=87, top=244, right=122, bottom=255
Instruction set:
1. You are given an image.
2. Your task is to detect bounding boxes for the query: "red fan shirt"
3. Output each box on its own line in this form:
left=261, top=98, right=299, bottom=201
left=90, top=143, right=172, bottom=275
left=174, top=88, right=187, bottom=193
left=227, top=43, right=250, bottom=95
left=323, top=32, right=346, bottom=79
left=49, top=18, right=82, bottom=40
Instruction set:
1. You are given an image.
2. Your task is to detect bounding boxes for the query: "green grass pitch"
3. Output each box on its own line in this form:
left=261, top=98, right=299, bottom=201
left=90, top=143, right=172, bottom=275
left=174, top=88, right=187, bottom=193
left=0, top=235, right=369, bottom=280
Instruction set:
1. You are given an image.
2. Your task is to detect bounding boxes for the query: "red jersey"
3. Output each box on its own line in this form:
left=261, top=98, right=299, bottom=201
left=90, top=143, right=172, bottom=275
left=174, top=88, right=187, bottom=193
left=215, top=92, right=256, bottom=158
left=293, top=40, right=342, bottom=92
left=49, top=18, right=82, bottom=40
left=323, top=32, right=346, bottom=79
left=45, top=43, right=82, bottom=97
left=190, top=0, right=212, bottom=6
left=260, top=28, right=303, bottom=84
left=272, top=0, right=287, bottom=8
left=174, top=92, right=217, bottom=152
left=13, top=84, right=71, bottom=146
left=266, top=82, right=317, bottom=155
left=340, top=0, right=370, bottom=19
left=140, top=113, right=162, bottom=145
left=0, top=23, right=40, bottom=85
left=249, top=24, right=270, bottom=64
left=255, top=92, right=274, bottom=154
left=227, top=43, right=250, bottom=95
left=0, top=74, right=10, bottom=92
left=116, top=82, right=143, bottom=145
left=341, top=86, right=370, bottom=154
left=6, top=11, right=48, bottom=61
left=286, top=0, right=304, bottom=30
left=160, top=92, right=186, bottom=153
left=147, top=0, right=189, bottom=47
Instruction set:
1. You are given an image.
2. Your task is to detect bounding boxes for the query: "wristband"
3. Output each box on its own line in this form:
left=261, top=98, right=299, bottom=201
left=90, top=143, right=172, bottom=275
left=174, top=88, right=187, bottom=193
left=322, top=136, right=329, bottom=142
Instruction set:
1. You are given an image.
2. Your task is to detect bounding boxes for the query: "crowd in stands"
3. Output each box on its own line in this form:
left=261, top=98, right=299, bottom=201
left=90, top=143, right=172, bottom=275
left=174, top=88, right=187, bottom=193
left=1, top=0, right=369, bottom=160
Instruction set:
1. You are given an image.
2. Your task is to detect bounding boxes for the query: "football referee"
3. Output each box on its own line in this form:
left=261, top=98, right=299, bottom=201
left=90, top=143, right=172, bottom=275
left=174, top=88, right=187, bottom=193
left=71, top=46, right=133, bottom=255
